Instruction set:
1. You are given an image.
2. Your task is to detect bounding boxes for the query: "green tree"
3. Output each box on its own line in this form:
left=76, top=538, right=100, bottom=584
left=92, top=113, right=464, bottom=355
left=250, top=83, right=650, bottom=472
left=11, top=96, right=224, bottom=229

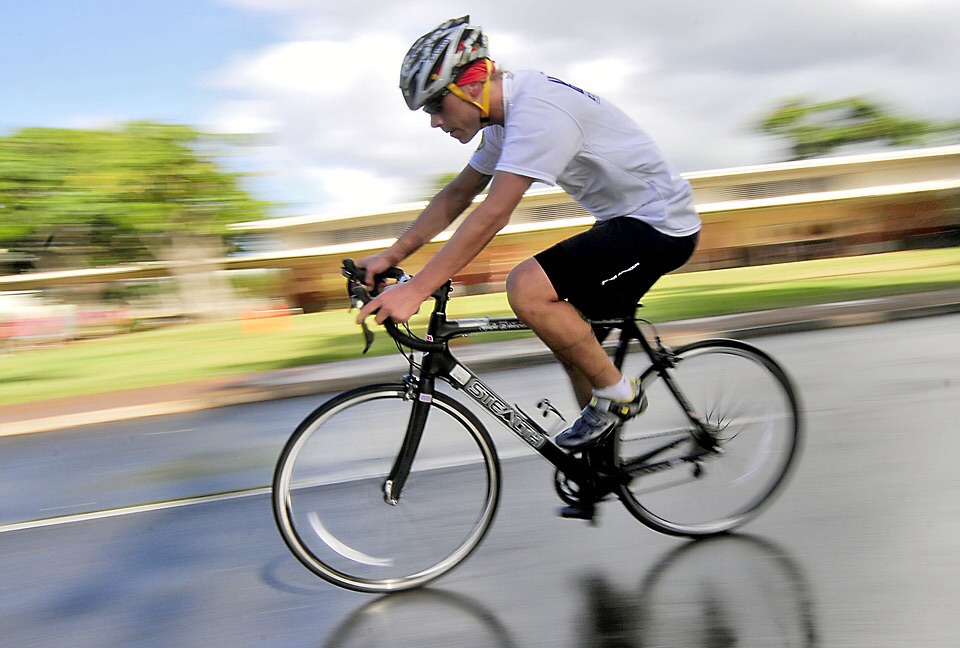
left=0, top=122, right=270, bottom=318
left=0, top=121, right=267, bottom=266
left=758, top=96, right=960, bottom=160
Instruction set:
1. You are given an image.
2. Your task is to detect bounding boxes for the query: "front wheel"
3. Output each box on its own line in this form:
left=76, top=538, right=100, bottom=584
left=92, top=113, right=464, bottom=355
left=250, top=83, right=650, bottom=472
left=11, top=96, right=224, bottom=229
left=615, top=339, right=801, bottom=536
left=272, top=383, right=500, bottom=593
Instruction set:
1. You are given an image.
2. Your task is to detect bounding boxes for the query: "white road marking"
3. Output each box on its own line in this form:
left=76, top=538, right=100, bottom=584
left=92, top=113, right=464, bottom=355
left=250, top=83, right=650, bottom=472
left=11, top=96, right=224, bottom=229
left=0, top=487, right=270, bottom=534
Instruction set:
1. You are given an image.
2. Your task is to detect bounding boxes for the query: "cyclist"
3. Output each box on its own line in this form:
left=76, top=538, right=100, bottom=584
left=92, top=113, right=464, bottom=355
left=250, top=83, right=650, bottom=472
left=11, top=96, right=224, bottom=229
left=357, top=16, right=701, bottom=448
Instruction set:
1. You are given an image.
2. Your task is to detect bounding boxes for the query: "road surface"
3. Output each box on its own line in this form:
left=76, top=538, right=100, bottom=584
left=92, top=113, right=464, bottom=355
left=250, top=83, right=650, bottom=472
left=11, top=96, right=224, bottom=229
left=1, top=315, right=958, bottom=646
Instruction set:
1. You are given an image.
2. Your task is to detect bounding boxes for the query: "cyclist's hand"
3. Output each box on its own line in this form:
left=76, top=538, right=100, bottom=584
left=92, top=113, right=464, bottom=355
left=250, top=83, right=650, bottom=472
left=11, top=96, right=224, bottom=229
left=355, top=252, right=395, bottom=290
left=357, top=280, right=428, bottom=326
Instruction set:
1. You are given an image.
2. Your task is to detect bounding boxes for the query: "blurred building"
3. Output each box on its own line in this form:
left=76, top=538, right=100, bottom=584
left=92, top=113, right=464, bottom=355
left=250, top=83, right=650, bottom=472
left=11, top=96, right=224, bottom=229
left=3, top=144, right=959, bottom=314
left=226, top=145, right=960, bottom=311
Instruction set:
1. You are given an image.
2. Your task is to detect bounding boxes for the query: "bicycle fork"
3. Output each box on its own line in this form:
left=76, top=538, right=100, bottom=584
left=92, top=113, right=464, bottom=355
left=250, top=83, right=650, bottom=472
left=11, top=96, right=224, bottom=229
left=382, top=374, right=435, bottom=505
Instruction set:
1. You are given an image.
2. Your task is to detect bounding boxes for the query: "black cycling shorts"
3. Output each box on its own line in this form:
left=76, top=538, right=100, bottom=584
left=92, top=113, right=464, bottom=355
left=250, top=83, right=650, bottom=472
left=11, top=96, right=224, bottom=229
left=534, top=217, right=699, bottom=320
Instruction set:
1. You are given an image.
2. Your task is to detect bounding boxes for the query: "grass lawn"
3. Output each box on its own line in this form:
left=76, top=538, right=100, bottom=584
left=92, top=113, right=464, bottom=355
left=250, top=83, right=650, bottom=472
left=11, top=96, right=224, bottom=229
left=2, top=248, right=958, bottom=406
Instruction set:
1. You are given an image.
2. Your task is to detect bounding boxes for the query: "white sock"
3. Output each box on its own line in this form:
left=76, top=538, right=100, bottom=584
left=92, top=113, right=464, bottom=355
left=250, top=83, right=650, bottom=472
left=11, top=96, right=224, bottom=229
left=593, top=377, right=633, bottom=402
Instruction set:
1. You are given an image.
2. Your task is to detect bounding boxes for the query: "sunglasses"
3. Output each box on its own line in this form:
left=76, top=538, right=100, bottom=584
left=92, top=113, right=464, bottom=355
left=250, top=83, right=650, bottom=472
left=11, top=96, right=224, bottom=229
left=423, top=89, right=450, bottom=115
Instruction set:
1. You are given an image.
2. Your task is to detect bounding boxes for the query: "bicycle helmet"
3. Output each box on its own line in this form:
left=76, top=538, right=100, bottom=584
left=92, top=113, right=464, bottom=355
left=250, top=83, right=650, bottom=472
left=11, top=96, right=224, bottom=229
left=400, top=16, right=490, bottom=114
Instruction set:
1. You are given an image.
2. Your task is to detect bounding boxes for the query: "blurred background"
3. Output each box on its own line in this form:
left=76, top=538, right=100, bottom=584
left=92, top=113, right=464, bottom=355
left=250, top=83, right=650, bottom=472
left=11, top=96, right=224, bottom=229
left=1, top=0, right=958, bottom=364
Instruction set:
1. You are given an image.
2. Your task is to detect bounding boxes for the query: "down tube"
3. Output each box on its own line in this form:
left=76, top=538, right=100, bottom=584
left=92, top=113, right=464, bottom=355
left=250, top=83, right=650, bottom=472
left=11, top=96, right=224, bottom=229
left=448, top=365, right=583, bottom=476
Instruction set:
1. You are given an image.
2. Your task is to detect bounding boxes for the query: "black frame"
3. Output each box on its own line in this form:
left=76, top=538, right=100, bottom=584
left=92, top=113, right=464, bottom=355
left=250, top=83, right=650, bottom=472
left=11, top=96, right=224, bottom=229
left=377, top=278, right=704, bottom=505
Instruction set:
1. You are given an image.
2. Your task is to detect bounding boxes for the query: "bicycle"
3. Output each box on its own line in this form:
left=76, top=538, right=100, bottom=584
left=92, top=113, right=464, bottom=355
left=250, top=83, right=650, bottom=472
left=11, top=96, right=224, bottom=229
left=272, top=259, right=801, bottom=593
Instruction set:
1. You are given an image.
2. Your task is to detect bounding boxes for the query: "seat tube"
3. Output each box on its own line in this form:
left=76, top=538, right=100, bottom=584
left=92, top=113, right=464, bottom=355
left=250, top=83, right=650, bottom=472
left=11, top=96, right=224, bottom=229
left=611, top=320, right=641, bottom=371
left=383, top=373, right=435, bottom=505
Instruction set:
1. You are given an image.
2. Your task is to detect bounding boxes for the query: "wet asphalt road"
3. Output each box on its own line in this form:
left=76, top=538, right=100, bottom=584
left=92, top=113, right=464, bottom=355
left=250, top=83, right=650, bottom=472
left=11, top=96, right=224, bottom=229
left=1, top=314, right=959, bottom=646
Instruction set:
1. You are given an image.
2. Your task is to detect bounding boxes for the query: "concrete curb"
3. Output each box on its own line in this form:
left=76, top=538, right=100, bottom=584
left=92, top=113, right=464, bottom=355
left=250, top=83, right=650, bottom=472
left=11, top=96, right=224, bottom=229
left=3, top=289, right=959, bottom=436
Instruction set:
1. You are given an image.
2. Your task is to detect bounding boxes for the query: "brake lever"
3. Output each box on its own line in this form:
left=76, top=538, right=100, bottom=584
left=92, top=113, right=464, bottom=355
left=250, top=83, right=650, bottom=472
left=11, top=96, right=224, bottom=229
left=342, top=258, right=412, bottom=354
left=347, top=282, right=376, bottom=354
left=359, top=321, right=375, bottom=354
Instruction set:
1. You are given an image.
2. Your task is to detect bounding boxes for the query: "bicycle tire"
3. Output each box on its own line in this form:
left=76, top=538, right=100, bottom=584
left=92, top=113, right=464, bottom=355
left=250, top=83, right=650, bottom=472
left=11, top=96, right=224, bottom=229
left=615, top=339, right=801, bottom=536
left=272, top=383, right=500, bottom=593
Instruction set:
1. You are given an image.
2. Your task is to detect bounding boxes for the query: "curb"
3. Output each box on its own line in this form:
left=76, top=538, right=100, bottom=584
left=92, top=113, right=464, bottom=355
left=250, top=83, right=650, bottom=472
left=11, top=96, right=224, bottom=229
left=3, top=290, right=959, bottom=436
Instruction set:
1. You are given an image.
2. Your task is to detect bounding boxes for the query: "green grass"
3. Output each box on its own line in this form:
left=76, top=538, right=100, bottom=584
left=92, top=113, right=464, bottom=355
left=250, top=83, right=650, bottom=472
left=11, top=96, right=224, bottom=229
left=2, top=248, right=959, bottom=406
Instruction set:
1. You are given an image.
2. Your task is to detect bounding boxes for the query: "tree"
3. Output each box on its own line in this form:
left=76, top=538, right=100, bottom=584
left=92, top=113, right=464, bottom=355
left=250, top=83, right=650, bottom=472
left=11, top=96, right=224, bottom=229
left=0, top=122, right=269, bottom=317
left=758, top=96, right=960, bottom=160
left=0, top=122, right=268, bottom=266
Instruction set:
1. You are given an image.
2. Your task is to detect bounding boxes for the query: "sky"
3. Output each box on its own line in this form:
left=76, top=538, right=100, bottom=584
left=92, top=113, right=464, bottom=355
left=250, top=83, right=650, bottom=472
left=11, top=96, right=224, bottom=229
left=2, top=0, right=958, bottom=217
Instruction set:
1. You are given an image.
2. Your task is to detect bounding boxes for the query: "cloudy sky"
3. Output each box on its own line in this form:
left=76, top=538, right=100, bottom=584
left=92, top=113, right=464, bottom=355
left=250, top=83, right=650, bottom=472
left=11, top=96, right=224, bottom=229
left=2, top=0, right=957, bottom=216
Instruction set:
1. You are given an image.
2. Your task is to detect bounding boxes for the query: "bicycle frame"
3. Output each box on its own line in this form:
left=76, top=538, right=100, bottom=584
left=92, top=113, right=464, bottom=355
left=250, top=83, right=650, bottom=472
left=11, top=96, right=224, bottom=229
left=382, top=281, right=661, bottom=504
left=382, top=317, right=583, bottom=503
left=349, top=257, right=721, bottom=508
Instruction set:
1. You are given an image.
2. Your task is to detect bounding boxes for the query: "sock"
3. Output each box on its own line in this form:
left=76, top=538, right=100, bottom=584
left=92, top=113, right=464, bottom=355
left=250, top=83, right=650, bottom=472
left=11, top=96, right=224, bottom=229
left=593, top=377, right=634, bottom=402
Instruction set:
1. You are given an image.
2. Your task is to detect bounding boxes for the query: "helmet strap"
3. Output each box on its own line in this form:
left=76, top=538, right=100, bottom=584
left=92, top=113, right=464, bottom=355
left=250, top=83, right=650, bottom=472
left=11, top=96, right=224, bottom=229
left=446, top=59, right=494, bottom=123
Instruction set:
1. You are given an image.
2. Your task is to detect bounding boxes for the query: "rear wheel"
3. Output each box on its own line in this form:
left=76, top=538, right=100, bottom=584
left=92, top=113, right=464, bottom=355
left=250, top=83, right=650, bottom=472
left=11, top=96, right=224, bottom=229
left=273, top=383, right=500, bottom=593
left=615, top=339, right=800, bottom=536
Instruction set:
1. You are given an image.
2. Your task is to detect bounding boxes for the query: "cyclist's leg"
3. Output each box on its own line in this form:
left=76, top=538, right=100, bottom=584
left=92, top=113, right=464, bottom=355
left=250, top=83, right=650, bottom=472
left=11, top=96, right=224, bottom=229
left=557, top=326, right=621, bottom=408
left=506, top=259, right=621, bottom=395
left=559, top=359, right=594, bottom=409
left=511, top=218, right=698, bottom=447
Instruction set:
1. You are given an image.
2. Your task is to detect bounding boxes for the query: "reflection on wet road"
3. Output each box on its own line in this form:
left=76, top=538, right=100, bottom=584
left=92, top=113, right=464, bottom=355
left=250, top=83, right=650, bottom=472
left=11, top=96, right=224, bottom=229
left=324, top=535, right=818, bottom=648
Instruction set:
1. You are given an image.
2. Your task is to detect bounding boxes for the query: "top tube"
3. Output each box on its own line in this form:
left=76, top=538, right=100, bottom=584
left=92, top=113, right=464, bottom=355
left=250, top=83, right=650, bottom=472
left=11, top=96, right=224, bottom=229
left=341, top=258, right=643, bottom=353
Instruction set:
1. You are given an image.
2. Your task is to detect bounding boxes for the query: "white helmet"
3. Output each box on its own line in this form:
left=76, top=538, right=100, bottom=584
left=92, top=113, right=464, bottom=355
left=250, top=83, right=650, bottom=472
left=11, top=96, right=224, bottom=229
left=399, top=16, right=489, bottom=111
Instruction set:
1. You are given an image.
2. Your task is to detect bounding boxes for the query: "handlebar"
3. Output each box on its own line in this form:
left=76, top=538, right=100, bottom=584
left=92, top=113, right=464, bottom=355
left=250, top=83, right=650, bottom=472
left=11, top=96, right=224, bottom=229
left=341, top=258, right=446, bottom=354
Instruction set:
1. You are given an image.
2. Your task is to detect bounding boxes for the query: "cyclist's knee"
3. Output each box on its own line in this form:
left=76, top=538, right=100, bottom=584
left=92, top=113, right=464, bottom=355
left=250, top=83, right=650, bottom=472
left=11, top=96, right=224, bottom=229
left=505, top=260, right=529, bottom=292
left=506, top=259, right=553, bottom=314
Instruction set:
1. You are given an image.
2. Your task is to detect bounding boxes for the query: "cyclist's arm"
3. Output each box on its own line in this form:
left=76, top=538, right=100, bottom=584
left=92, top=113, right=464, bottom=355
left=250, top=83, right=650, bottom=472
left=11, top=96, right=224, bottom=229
left=405, top=170, right=533, bottom=297
left=377, top=164, right=492, bottom=269
left=358, top=170, right=532, bottom=325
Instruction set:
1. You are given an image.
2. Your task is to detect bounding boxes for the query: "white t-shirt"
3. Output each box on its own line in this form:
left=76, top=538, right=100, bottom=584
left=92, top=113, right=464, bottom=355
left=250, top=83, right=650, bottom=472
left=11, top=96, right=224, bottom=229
left=469, top=70, right=701, bottom=237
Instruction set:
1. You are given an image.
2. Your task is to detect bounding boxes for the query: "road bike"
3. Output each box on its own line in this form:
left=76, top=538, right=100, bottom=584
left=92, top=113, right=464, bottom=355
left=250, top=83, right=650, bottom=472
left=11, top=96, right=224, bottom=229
left=272, top=260, right=801, bottom=593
